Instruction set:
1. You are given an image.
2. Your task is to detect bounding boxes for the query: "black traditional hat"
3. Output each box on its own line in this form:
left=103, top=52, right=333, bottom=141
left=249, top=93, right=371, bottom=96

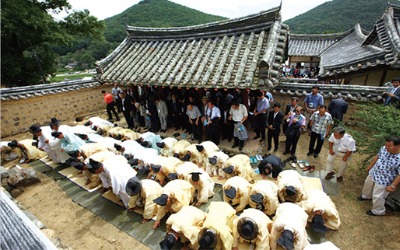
left=49, top=117, right=61, bottom=125
left=114, top=143, right=122, bottom=151
left=125, top=176, right=142, bottom=196
left=250, top=193, right=264, bottom=205
left=285, top=186, right=297, bottom=197
left=208, top=156, right=218, bottom=165
left=224, top=186, right=236, bottom=199
left=159, top=233, right=176, bottom=250
left=195, top=145, right=204, bottom=152
left=198, top=228, right=217, bottom=249
left=167, top=173, right=178, bottom=180
left=51, top=131, right=62, bottom=138
left=87, top=158, right=103, bottom=174
left=138, top=166, right=150, bottom=175
left=156, top=142, right=165, bottom=148
left=151, top=164, right=162, bottom=173
left=222, top=165, right=234, bottom=174
left=173, top=153, right=180, bottom=159
left=277, top=230, right=294, bottom=250
left=115, top=134, right=122, bottom=140
left=83, top=121, right=92, bottom=126
left=182, top=153, right=191, bottom=161
left=8, top=140, right=18, bottom=149
left=71, top=161, right=85, bottom=171
left=190, top=172, right=202, bottom=182
left=237, top=217, right=258, bottom=241
left=153, top=194, right=169, bottom=206
left=311, top=214, right=328, bottom=233
left=141, top=141, right=150, bottom=148
left=128, top=158, right=139, bottom=166
left=29, top=124, right=41, bottom=134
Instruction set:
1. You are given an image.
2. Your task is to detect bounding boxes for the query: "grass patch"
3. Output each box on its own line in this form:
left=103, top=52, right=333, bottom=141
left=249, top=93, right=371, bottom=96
left=50, top=73, right=93, bottom=82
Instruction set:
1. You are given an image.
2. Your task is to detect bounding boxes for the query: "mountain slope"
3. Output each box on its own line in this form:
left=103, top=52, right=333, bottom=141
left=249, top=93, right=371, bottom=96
left=104, top=0, right=226, bottom=43
left=285, top=0, right=398, bottom=34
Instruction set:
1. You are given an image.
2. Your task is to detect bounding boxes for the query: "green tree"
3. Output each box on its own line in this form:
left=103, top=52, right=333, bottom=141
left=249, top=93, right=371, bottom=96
left=1, top=0, right=105, bottom=86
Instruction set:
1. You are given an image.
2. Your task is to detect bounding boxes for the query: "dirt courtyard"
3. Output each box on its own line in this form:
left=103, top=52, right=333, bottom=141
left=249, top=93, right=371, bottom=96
left=3, top=116, right=400, bottom=250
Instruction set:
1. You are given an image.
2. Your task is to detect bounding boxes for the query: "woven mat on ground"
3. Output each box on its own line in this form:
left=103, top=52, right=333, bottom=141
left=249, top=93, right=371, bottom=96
left=39, top=157, right=59, bottom=169
left=101, top=190, right=145, bottom=216
left=58, top=167, right=102, bottom=192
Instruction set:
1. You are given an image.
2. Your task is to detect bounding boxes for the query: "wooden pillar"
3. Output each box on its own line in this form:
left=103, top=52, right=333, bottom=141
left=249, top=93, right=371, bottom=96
left=379, top=70, right=388, bottom=86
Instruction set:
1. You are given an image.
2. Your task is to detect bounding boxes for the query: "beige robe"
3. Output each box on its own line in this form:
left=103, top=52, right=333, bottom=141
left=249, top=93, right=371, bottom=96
left=79, top=143, right=110, bottom=158
left=232, top=208, right=272, bottom=249
left=175, top=162, right=199, bottom=181
left=202, top=202, right=236, bottom=250
left=277, top=170, right=307, bottom=203
left=128, top=179, right=163, bottom=220
left=224, top=154, right=256, bottom=183
left=83, top=151, right=116, bottom=188
left=206, top=151, right=229, bottom=177
left=223, top=176, right=251, bottom=212
left=156, top=179, right=194, bottom=221
left=166, top=206, right=206, bottom=249
left=248, top=180, right=279, bottom=216
left=171, top=140, right=192, bottom=158
left=299, top=189, right=340, bottom=230
left=188, top=168, right=215, bottom=203
left=149, top=156, right=182, bottom=184
left=159, top=137, right=178, bottom=157
left=198, top=141, right=220, bottom=168
left=19, top=139, right=47, bottom=160
left=270, top=203, right=309, bottom=250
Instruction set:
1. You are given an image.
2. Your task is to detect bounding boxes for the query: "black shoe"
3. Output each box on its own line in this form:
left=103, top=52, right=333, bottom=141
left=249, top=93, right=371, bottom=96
left=325, top=172, right=335, bottom=180
left=357, top=196, right=369, bottom=201
left=274, top=148, right=278, bottom=152
left=283, top=151, right=290, bottom=155
left=292, top=156, right=297, bottom=163
left=232, top=144, right=238, bottom=148
left=253, top=136, right=260, bottom=140
left=307, top=152, right=313, bottom=156
left=259, top=138, right=264, bottom=143
left=313, top=153, right=318, bottom=158
left=366, top=210, right=379, bottom=216
left=228, top=138, right=232, bottom=143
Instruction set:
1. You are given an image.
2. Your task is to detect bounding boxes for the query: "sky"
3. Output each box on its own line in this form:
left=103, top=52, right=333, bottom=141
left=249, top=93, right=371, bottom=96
left=55, top=0, right=329, bottom=21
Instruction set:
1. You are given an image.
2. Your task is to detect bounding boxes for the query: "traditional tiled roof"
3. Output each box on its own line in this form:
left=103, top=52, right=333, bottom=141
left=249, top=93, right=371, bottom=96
left=288, top=31, right=350, bottom=57
left=273, top=82, right=388, bottom=102
left=0, top=80, right=99, bottom=101
left=320, top=4, right=400, bottom=77
left=96, top=6, right=289, bottom=89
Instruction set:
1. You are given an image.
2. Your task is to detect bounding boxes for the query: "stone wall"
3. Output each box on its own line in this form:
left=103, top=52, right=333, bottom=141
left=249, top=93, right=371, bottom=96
left=1, top=86, right=112, bottom=138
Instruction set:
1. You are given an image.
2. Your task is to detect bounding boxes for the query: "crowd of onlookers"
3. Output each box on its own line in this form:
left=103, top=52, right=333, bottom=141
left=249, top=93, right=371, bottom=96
left=281, top=65, right=320, bottom=79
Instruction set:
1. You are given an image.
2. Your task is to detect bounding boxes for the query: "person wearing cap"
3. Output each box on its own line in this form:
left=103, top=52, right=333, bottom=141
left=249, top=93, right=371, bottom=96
left=383, top=77, right=400, bottom=108
left=222, top=154, right=256, bottom=183
left=156, top=137, right=178, bottom=157
left=284, top=106, right=306, bottom=161
left=170, top=139, right=192, bottom=159
left=257, top=154, right=284, bottom=179
left=307, top=105, right=333, bottom=158
left=198, top=201, right=236, bottom=250
left=47, top=118, right=71, bottom=164
left=253, top=91, right=269, bottom=143
left=299, top=189, right=340, bottom=232
left=115, top=139, right=143, bottom=159
left=146, top=156, right=182, bottom=185
left=29, top=124, right=59, bottom=163
left=277, top=170, right=307, bottom=203
left=325, top=127, right=356, bottom=182
left=139, top=133, right=163, bottom=154
left=267, top=103, right=284, bottom=152
left=223, top=176, right=251, bottom=212
left=207, top=151, right=230, bottom=178
left=232, top=208, right=272, bottom=250
left=168, top=161, right=199, bottom=182
left=51, top=131, right=85, bottom=156
left=102, top=90, right=120, bottom=121
left=1, top=141, right=19, bottom=162
left=228, top=99, right=248, bottom=151
left=125, top=177, right=162, bottom=224
left=248, top=180, right=279, bottom=216
left=88, top=155, right=136, bottom=208
left=84, top=116, right=113, bottom=130
left=188, top=169, right=215, bottom=206
left=81, top=151, right=115, bottom=188
left=160, top=205, right=207, bottom=250
left=7, top=139, right=46, bottom=163
left=358, top=136, right=400, bottom=216
left=270, top=202, right=309, bottom=250
left=153, top=179, right=194, bottom=229
left=303, top=85, right=324, bottom=133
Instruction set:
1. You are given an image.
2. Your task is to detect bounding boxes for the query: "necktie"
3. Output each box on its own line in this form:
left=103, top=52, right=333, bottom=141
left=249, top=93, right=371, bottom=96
left=209, top=109, right=213, bottom=119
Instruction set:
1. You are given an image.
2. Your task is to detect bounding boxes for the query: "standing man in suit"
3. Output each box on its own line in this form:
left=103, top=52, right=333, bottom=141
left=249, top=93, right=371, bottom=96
left=206, top=100, right=221, bottom=145
left=267, top=103, right=284, bottom=152
left=120, top=91, right=134, bottom=129
left=253, top=92, right=270, bottom=143
left=283, top=97, right=299, bottom=133
left=383, top=77, right=400, bottom=109
left=156, top=97, right=168, bottom=132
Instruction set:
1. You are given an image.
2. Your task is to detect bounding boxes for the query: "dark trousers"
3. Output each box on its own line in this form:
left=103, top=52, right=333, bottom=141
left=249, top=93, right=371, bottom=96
left=123, top=110, right=134, bottom=128
left=267, top=129, right=280, bottom=150
left=207, top=123, right=220, bottom=145
left=106, top=102, right=119, bottom=120
left=172, top=113, right=181, bottom=129
left=254, top=114, right=267, bottom=139
left=190, top=119, right=201, bottom=140
left=115, top=98, right=123, bottom=112
left=233, top=137, right=244, bottom=148
left=150, top=115, right=160, bottom=132
left=285, top=135, right=300, bottom=155
left=222, top=120, right=234, bottom=141
left=309, top=131, right=325, bottom=155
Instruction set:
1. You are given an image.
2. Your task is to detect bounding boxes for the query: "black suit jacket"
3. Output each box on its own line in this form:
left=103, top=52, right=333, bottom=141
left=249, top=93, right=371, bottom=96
left=122, top=95, right=134, bottom=112
left=285, top=104, right=298, bottom=115
left=268, top=110, right=284, bottom=132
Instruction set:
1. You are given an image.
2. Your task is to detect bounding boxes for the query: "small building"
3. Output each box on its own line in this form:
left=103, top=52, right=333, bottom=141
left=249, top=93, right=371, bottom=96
left=96, top=5, right=288, bottom=90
